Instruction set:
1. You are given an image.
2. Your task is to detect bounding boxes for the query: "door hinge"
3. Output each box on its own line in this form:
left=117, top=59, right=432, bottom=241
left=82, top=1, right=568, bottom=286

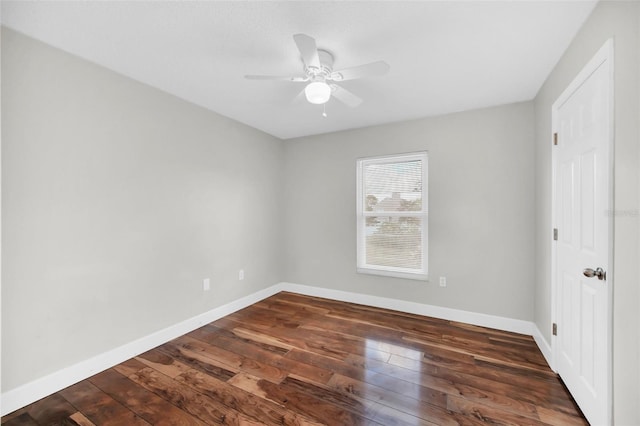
left=552, top=323, right=558, bottom=336
left=553, top=132, right=558, bottom=146
left=553, top=228, right=558, bottom=241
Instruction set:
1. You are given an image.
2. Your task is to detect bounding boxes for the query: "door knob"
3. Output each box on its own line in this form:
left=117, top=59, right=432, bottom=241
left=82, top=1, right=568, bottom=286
left=583, top=267, right=606, bottom=281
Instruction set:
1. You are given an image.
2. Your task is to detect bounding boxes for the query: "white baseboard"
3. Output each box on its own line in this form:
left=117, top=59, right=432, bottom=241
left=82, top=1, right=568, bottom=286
left=3, top=281, right=549, bottom=416
left=532, top=323, right=554, bottom=371
left=278, top=282, right=534, bottom=335
left=0, top=284, right=284, bottom=416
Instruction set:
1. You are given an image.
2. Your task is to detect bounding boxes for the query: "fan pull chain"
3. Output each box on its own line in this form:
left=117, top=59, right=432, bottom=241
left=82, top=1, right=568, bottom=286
left=322, top=103, right=327, bottom=118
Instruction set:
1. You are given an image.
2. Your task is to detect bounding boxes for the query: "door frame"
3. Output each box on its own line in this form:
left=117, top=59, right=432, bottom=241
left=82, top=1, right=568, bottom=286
left=550, top=38, right=614, bottom=423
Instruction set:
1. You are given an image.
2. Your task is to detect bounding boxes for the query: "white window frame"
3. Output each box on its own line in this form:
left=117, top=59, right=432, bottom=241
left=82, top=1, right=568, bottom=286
left=356, top=152, right=428, bottom=281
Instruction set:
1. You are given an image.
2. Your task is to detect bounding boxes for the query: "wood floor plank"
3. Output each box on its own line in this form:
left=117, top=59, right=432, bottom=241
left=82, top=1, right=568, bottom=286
left=282, top=375, right=393, bottom=425
left=387, top=354, right=543, bottom=412
left=326, top=372, right=453, bottom=422
left=127, top=367, right=261, bottom=425
left=536, top=405, right=589, bottom=426
left=1, top=393, right=77, bottom=425
left=196, top=323, right=290, bottom=355
left=402, top=334, right=551, bottom=375
left=88, top=368, right=207, bottom=425
left=344, top=351, right=548, bottom=421
left=177, top=369, right=324, bottom=425
left=202, top=323, right=295, bottom=353
left=229, top=372, right=380, bottom=425
left=113, top=358, right=149, bottom=377
left=296, top=374, right=444, bottom=425
left=69, top=412, right=98, bottom=426
left=296, top=322, right=423, bottom=362
left=228, top=306, right=303, bottom=331
left=135, top=348, right=192, bottom=379
left=174, top=334, right=288, bottom=383
left=194, top=324, right=334, bottom=385
left=2, top=292, right=588, bottom=425
left=285, top=346, right=456, bottom=422
left=58, top=380, right=151, bottom=426
left=253, top=297, right=332, bottom=316
left=156, top=341, right=238, bottom=382
left=231, top=323, right=353, bottom=361
left=284, top=347, right=366, bottom=380
left=2, top=413, right=39, bottom=426
left=446, top=395, right=549, bottom=425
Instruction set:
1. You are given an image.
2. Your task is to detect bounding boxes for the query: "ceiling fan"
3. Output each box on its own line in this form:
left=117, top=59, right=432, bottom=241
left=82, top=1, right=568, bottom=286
left=245, top=34, right=390, bottom=108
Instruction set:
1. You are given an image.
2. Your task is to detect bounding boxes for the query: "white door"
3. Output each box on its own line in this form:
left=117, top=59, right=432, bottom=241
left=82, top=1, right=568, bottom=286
left=553, top=40, right=612, bottom=426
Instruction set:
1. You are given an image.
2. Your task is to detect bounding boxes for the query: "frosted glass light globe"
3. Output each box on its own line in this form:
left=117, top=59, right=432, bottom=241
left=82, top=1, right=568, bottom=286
left=304, top=81, right=331, bottom=104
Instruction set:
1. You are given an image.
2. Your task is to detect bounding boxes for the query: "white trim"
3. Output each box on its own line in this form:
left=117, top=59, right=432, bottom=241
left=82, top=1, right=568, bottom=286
left=550, top=38, right=614, bottom=425
left=279, top=282, right=533, bottom=335
left=356, top=266, right=428, bottom=281
left=2, top=281, right=547, bottom=416
left=0, top=284, right=285, bottom=416
left=532, top=324, right=554, bottom=370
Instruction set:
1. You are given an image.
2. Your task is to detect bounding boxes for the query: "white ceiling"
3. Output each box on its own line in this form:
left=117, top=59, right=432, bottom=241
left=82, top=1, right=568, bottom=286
left=1, top=1, right=597, bottom=140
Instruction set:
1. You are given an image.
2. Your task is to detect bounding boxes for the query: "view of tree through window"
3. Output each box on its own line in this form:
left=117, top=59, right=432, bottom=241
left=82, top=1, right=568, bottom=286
left=357, top=153, right=428, bottom=279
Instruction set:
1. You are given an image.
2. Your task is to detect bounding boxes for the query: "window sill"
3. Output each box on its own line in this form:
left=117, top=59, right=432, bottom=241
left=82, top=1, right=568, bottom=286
left=357, top=267, right=428, bottom=281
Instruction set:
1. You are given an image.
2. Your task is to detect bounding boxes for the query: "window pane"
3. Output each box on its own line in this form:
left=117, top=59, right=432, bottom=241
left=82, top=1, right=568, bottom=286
left=365, top=216, right=422, bottom=270
left=364, top=160, right=422, bottom=212
left=357, top=152, right=428, bottom=279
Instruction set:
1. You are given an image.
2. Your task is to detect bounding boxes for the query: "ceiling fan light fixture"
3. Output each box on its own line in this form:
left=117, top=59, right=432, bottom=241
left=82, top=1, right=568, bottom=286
left=245, top=34, right=388, bottom=108
left=305, top=81, right=331, bottom=104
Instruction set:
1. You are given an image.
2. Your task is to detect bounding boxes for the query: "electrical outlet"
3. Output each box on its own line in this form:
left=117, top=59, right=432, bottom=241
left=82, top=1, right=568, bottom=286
left=439, top=276, right=447, bottom=287
left=239, top=269, right=245, bottom=281
left=203, top=278, right=210, bottom=291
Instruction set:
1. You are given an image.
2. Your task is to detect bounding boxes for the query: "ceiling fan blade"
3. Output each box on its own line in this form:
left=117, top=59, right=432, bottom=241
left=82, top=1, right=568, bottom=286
left=245, top=74, right=307, bottom=82
left=331, top=84, right=363, bottom=108
left=292, top=88, right=307, bottom=104
left=293, top=33, right=320, bottom=69
left=330, top=61, right=390, bottom=81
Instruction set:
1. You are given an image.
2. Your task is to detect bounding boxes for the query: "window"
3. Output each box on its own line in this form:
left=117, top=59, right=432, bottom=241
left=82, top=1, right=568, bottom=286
left=356, top=152, right=428, bottom=280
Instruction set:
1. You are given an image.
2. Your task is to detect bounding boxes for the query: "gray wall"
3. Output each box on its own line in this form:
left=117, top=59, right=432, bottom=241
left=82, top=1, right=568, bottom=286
left=283, top=102, right=535, bottom=321
left=1, top=28, right=284, bottom=392
left=533, top=1, right=640, bottom=423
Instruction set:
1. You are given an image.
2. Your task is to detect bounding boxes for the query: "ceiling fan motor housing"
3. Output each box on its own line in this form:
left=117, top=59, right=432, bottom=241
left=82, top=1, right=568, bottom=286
left=306, top=49, right=339, bottom=82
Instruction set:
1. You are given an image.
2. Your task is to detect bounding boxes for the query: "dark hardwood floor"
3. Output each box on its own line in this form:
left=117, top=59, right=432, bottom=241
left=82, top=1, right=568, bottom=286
left=3, top=292, right=587, bottom=425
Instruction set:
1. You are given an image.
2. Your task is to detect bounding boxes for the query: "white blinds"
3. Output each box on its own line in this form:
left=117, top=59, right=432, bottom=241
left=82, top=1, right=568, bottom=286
left=357, top=152, right=428, bottom=280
